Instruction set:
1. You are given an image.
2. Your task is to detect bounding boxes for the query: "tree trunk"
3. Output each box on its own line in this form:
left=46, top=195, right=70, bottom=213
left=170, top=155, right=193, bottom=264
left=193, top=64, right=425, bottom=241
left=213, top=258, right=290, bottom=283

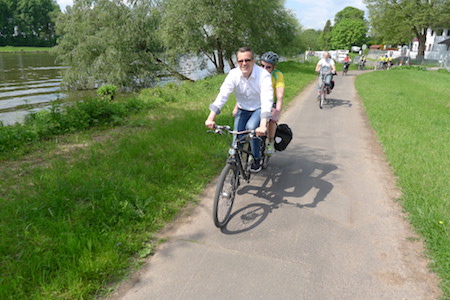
left=415, top=28, right=427, bottom=61
left=215, top=38, right=225, bottom=74
left=228, top=57, right=235, bottom=70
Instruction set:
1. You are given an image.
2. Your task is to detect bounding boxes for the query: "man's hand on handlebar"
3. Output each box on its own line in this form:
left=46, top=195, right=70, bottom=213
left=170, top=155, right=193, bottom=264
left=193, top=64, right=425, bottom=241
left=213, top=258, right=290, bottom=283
left=255, top=126, right=267, bottom=137
left=205, top=119, right=215, bottom=129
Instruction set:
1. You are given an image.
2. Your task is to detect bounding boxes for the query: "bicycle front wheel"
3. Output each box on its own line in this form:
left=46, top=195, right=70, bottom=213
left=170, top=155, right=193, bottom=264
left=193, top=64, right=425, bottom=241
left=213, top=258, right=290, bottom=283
left=213, top=163, right=239, bottom=228
left=320, top=90, right=325, bottom=109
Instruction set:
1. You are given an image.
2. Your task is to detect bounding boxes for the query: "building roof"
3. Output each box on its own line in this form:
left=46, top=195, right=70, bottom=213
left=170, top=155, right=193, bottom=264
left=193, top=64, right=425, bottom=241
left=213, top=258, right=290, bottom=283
left=438, top=38, right=450, bottom=45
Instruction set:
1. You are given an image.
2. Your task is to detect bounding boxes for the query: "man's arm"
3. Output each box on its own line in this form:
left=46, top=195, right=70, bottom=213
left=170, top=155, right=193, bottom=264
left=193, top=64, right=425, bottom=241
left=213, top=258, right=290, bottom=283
left=271, top=86, right=284, bottom=122
left=205, top=111, right=217, bottom=129
left=257, top=71, right=274, bottom=136
left=206, top=70, right=236, bottom=128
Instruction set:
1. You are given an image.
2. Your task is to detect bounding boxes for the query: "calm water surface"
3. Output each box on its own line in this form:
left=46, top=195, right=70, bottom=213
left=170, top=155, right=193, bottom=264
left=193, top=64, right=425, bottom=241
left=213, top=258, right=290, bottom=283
left=0, top=52, right=224, bottom=125
left=0, top=52, right=70, bottom=125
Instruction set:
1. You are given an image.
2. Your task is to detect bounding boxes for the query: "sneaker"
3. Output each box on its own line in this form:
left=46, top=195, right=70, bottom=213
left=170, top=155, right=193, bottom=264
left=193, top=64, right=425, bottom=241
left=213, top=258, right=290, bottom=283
left=250, top=159, right=262, bottom=173
left=267, top=143, right=274, bottom=156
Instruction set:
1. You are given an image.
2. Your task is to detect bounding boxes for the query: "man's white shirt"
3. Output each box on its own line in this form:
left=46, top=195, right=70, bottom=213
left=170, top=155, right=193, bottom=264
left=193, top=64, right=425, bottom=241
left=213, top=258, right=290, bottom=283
left=209, top=65, right=273, bottom=119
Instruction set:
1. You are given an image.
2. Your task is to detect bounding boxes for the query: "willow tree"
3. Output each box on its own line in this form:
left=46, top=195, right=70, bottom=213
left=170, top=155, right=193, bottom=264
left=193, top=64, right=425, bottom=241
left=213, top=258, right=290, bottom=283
left=159, top=0, right=300, bottom=74
left=54, top=0, right=168, bottom=89
left=364, top=0, right=450, bottom=59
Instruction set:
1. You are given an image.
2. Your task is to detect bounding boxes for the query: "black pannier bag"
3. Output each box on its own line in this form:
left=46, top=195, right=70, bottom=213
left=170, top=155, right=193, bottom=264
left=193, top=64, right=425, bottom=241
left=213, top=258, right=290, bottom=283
left=274, top=123, right=293, bottom=151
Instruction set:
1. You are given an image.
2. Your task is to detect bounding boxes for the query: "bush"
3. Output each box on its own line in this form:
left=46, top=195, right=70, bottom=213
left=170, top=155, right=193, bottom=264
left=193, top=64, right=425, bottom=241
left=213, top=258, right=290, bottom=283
left=437, top=68, right=450, bottom=74
left=0, top=97, right=146, bottom=156
left=390, top=65, right=427, bottom=71
left=97, top=85, right=118, bottom=101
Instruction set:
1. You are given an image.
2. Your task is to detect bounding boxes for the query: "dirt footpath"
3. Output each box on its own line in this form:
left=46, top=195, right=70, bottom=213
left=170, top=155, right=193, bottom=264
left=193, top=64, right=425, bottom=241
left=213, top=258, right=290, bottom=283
left=109, top=70, right=441, bottom=300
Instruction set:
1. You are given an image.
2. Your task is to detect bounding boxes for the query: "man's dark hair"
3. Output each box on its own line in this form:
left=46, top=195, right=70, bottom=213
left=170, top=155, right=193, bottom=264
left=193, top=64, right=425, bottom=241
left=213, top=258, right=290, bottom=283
left=236, top=47, right=254, bottom=59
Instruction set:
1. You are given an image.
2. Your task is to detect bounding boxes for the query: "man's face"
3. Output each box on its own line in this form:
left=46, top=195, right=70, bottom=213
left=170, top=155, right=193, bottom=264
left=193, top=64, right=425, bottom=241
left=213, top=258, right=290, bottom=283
left=260, top=61, right=275, bottom=74
left=237, top=51, right=254, bottom=77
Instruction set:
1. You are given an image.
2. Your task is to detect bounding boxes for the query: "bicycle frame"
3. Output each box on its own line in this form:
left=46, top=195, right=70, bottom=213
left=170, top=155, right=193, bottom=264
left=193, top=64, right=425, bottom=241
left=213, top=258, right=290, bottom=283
left=212, top=125, right=260, bottom=183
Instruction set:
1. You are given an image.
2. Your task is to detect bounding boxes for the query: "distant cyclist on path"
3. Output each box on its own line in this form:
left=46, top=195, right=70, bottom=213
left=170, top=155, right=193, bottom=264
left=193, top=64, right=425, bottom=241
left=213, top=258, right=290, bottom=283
left=315, top=51, right=336, bottom=99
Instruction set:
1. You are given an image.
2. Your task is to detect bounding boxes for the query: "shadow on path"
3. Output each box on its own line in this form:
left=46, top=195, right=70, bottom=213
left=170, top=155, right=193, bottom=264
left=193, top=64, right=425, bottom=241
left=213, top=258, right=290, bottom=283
left=222, top=156, right=337, bottom=234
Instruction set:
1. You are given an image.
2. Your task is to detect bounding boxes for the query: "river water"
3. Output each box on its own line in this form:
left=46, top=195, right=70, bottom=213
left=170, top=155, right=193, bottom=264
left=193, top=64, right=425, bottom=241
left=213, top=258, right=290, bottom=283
left=0, top=52, right=225, bottom=126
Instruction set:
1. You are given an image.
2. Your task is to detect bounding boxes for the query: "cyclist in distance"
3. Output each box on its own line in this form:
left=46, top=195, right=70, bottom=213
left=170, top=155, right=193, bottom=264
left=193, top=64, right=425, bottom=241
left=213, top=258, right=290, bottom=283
left=359, top=54, right=366, bottom=70
left=343, top=53, right=351, bottom=74
left=315, top=51, right=336, bottom=99
left=205, top=47, right=273, bottom=172
left=259, top=51, right=284, bottom=156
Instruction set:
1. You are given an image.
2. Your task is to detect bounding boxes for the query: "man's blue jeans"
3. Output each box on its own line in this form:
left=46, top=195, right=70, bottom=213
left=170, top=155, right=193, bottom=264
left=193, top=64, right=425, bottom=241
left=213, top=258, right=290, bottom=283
left=234, top=108, right=261, bottom=160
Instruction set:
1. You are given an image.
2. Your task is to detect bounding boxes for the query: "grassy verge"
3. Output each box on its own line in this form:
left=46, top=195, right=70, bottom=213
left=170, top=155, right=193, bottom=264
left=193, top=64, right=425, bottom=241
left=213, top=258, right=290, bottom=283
left=356, top=68, right=450, bottom=298
left=0, top=61, right=316, bottom=299
left=0, top=46, right=52, bottom=52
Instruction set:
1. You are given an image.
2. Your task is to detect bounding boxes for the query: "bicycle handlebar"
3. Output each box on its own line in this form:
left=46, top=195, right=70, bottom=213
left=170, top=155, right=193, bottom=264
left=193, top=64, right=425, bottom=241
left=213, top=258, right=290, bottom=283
left=208, top=125, right=255, bottom=136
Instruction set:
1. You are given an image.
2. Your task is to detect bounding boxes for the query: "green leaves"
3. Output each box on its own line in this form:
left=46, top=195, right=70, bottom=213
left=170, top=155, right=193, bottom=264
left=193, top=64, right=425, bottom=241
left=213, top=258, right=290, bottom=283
left=54, top=0, right=163, bottom=89
left=331, top=18, right=367, bottom=50
left=97, top=84, right=118, bottom=101
left=0, top=0, right=59, bottom=46
left=160, top=0, right=301, bottom=73
left=330, top=7, right=367, bottom=50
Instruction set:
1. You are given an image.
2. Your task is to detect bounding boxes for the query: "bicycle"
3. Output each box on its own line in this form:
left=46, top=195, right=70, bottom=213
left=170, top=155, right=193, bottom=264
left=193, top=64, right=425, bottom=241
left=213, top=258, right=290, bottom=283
left=358, top=60, right=365, bottom=70
left=342, top=62, right=349, bottom=75
left=318, top=71, right=335, bottom=109
left=208, top=125, right=269, bottom=228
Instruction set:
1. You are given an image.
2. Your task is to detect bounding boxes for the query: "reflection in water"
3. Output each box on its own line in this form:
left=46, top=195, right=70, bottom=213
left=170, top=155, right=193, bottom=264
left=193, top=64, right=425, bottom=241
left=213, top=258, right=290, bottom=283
left=0, top=52, right=229, bottom=125
left=0, top=52, right=67, bottom=125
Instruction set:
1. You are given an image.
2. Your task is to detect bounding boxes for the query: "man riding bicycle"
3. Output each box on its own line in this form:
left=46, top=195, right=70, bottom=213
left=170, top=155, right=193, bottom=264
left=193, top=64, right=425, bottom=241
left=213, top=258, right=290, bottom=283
left=315, top=51, right=336, bottom=99
left=233, top=51, right=284, bottom=156
left=205, top=47, right=273, bottom=172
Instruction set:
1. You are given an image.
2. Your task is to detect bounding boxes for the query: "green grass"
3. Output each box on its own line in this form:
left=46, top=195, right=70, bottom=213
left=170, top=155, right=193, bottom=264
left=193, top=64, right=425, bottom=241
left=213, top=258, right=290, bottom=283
left=0, top=46, right=52, bottom=52
left=0, top=61, right=316, bottom=299
left=356, top=69, right=450, bottom=298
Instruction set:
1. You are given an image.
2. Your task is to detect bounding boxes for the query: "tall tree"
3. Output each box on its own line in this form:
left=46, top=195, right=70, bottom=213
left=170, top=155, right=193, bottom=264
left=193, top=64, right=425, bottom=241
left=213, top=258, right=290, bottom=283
left=319, top=20, right=332, bottom=50
left=299, top=29, right=321, bottom=51
left=159, top=0, right=300, bottom=74
left=330, top=7, right=367, bottom=50
left=0, top=0, right=59, bottom=46
left=364, top=0, right=450, bottom=59
left=334, top=6, right=365, bottom=23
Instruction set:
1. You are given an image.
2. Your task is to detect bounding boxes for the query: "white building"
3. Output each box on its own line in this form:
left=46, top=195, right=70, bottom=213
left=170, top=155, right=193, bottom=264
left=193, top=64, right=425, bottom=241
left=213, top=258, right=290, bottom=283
left=412, top=27, right=450, bottom=60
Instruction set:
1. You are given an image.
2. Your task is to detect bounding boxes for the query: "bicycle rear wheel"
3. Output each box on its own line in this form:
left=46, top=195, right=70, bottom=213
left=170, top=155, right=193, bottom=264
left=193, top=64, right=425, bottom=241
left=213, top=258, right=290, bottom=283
left=213, top=163, right=239, bottom=228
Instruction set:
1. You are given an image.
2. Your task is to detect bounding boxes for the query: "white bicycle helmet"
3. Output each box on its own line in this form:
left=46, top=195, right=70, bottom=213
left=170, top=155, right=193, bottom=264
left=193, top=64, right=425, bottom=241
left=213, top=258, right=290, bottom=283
left=261, top=51, right=279, bottom=65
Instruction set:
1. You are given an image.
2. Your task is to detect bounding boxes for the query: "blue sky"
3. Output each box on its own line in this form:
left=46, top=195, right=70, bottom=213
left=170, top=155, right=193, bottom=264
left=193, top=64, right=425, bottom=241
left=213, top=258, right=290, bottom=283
left=285, top=0, right=367, bottom=30
left=56, top=0, right=368, bottom=30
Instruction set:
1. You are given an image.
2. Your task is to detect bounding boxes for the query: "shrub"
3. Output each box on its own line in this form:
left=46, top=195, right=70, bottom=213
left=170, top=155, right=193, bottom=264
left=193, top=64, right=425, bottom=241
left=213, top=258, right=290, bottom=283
left=390, top=65, right=427, bottom=71
left=97, top=85, right=118, bottom=101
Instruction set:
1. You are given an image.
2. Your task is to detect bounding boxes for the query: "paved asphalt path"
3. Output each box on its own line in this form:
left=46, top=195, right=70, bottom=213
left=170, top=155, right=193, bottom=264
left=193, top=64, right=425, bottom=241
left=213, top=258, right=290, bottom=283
left=109, top=70, right=441, bottom=300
